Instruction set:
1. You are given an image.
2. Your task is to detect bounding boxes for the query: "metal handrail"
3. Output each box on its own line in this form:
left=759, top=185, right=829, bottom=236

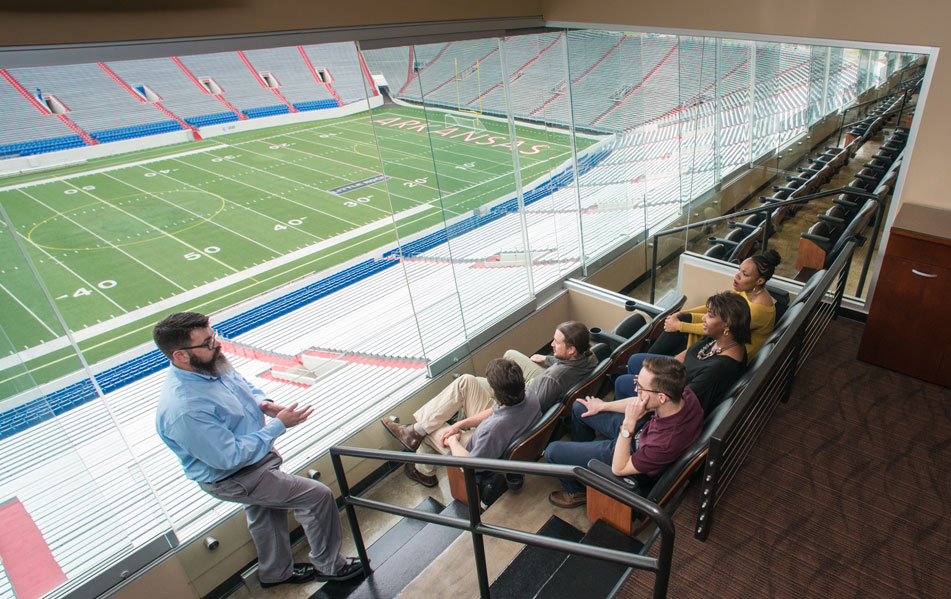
left=647, top=186, right=887, bottom=303
left=329, top=446, right=675, bottom=599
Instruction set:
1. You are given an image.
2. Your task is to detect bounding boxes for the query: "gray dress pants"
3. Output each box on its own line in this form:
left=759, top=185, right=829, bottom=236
left=199, top=452, right=345, bottom=584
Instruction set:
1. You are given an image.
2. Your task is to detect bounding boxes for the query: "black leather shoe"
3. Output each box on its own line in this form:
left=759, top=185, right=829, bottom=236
left=316, top=557, right=365, bottom=582
left=260, top=563, right=316, bottom=588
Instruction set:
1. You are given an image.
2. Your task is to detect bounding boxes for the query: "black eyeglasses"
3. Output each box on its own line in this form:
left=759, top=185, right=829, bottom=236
left=180, top=330, right=219, bottom=351
left=634, top=377, right=661, bottom=395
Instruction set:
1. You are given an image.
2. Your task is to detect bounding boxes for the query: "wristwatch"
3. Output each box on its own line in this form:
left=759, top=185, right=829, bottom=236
left=620, top=427, right=631, bottom=438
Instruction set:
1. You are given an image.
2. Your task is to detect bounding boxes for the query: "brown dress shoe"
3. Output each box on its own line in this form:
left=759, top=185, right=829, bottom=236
left=404, top=464, right=438, bottom=488
left=381, top=418, right=425, bottom=452
left=548, top=490, right=587, bottom=508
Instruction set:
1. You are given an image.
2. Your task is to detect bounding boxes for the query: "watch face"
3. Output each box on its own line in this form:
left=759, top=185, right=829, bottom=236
left=620, top=428, right=630, bottom=438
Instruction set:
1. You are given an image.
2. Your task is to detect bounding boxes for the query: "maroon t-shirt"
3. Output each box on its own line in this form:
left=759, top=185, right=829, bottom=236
left=630, top=387, right=703, bottom=478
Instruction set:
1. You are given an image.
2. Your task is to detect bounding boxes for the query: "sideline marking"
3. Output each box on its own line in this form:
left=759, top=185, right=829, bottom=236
left=0, top=145, right=228, bottom=193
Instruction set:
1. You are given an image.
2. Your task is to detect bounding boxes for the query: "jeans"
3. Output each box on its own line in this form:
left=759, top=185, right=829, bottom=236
left=544, top=400, right=626, bottom=493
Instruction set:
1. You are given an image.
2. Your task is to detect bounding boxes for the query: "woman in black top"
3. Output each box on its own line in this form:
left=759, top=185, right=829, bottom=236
left=616, top=291, right=750, bottom=414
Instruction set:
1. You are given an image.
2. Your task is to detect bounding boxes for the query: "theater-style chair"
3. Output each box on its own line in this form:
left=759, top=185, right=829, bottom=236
left=584, top=397, right=735, bottom=536
left=446, top=343, right=614, bottom=507
left=797, top=199, right=878, bottom=275
left=723, top=229, right=762, bottom=264
left=602, top=296, right=687, bottom=379
left=704, top=243, right=727, bottom=260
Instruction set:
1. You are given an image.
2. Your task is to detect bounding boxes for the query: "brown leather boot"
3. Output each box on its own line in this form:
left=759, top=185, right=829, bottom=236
left=381, top=418, right=425, bottom=452
left=548, top=490, right=587, bottom=508
left=404, top=464, right=438, bottom=488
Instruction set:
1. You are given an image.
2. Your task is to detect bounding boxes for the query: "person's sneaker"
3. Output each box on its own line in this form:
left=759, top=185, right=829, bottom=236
left=260, top=563, right=316, bottom=588
left=548, top=490, right=587, bottom=508
left=404, top=463, right=438, bottom=488
left=315, top=557, right=365, bottom=582
left=381, top=418, right=425, bottom=452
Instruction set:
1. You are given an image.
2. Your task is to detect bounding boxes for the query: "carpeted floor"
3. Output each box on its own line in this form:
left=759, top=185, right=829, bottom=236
left=618, top=318, right=951, bottom=598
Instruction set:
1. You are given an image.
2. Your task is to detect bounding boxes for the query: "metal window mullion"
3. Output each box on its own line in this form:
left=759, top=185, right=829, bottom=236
left=498, top=36, right=535, bottom=296
left=821, top=46, right=831, bottom=114
left=747, top=43, right=756, bottom=165
left=561, top=30, right=588, bottom=273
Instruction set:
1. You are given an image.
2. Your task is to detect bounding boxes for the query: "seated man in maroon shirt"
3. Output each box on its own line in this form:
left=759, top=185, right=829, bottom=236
left=544, top=356, right=703, bottom=508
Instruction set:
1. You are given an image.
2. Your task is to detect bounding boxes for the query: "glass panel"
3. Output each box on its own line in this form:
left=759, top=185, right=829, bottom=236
left=0, top=210, right=169, bottom=598
left=499, top=32, right=583, bottom=285
left=717, top=38, right=753, bottom=179
left=752, top=41, right=781, bottom=161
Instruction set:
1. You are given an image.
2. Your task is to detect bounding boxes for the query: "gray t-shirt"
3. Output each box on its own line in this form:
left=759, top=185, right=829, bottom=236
left=529, top=352, right=599, bottom=412
left=466, top=394, right=541, bottom=459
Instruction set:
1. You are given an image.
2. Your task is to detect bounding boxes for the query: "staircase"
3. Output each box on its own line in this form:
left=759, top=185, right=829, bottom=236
left=312, top=497, right=468, bottom=599
left=316, top=504, right=641, bottom=599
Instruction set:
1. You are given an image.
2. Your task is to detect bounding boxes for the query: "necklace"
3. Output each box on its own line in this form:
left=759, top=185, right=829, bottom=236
left=750, top=286, right=763, bottom=297
left=697, top=339, right=739, bottom=360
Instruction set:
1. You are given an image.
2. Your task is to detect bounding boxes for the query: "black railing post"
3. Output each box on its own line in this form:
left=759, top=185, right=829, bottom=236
left=694, top=437, right=722, bottom=542
left=832, top=252, right=854, bottom=319
left=463, top=466, right=491, bottom=599
left=761, top=208, right=773, bottom=253
left=330, top=452, right=371, bottom=576
left=856, top=199, right=884, bottom=297
left=896, top=91, right=909, bottom=135
left=649, top=234, right=659, bottom=304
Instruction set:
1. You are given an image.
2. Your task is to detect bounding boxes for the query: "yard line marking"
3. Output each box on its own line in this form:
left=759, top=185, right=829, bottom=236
left=64, top=179, right=246, bottom=277
left=0, top=279, right=58, bottom=336
left=11, top=225, right=128, bottom=313
left=0, top=145, right=229, bottom=193
left=102, top=171, right=286, bottom=258
left=237, top=141, right=433, bottom=208
left=0, top=202, right=437, bottom=372
left=167, top=156, right=367, bottom=227
left=222, top=144, right=394, bottom=217
left=20, top=186, right=186, bottom=294
left=228, top=113, right=373, bottom=145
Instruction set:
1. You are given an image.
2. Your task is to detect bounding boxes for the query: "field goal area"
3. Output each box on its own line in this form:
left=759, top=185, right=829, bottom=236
left=444, top=112, right=485, bottom=130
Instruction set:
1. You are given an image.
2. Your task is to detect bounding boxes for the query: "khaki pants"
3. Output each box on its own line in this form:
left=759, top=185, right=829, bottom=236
left=412, top=350, right=544, bottom=475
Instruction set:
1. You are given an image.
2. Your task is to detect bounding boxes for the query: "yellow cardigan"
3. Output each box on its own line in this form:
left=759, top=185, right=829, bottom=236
left=679, top=290, right=776, bottom=360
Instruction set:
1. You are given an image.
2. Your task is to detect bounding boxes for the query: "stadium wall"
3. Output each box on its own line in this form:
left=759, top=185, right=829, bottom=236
left=0, top=96, right=383, bottom=177
left=199, top=95, right=383, bottom=137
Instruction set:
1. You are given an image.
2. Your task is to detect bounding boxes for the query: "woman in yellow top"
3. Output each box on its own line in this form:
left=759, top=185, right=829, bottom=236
left=652, top=250, right=782, bottom=361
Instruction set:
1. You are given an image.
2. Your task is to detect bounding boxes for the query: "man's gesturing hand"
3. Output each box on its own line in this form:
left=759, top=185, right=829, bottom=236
left=275, top=402, right=314, bottom=428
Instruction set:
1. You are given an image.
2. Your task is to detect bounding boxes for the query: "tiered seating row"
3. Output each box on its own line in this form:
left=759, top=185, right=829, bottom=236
left=1, top=42, right=371, bottom=157
left=91, top=120, right=182, bottom=143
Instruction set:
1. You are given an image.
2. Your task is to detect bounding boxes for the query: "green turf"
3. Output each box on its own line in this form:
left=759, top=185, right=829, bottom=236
left=0, top=106, right=598, bottom=395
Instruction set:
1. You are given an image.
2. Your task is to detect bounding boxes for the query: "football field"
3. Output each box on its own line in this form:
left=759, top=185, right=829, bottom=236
left=0, top=106, right=596, bottom=390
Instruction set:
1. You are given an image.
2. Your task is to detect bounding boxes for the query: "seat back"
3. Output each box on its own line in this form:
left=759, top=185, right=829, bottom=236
left=606, top=295, right=686, bottom=377
left=704, top=244, right=727, bottom=259
left=644, top=397, right=735, bottom=506
left=825, top=199, right=877, bottom=269
left=504, top=346, right=613, bottom=462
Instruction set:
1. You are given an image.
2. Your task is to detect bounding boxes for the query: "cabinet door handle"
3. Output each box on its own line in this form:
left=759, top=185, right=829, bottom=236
left=911, top=269, right=937, bottom=279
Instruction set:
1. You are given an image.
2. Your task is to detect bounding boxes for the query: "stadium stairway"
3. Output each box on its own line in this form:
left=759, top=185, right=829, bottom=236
left=306, top=499, right=640, bottom=599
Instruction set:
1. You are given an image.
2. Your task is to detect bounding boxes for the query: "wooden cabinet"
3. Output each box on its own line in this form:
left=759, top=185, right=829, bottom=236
left=858, top=205, right=951, bottom=386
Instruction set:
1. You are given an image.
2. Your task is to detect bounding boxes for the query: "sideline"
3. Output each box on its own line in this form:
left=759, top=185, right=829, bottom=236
left=0, top=145, right=228, bottom=192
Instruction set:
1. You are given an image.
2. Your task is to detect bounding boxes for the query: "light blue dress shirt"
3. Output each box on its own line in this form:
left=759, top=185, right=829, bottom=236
left=156, top=364, right=286, bottom=483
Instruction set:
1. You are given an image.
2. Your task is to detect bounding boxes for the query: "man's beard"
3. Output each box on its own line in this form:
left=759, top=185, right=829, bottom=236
left=189, top=347, right=232, bottom=377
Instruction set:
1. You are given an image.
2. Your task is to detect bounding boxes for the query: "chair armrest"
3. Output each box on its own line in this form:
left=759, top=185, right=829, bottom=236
left=589, top=328, right=627, bottom=348
left=708, top=236, right=740, bottom=248
left=729, top=221, right=758, bottom=231
left=817, top=214, right=845, bottom=227
left=586, top=459, right=641, bottom=493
